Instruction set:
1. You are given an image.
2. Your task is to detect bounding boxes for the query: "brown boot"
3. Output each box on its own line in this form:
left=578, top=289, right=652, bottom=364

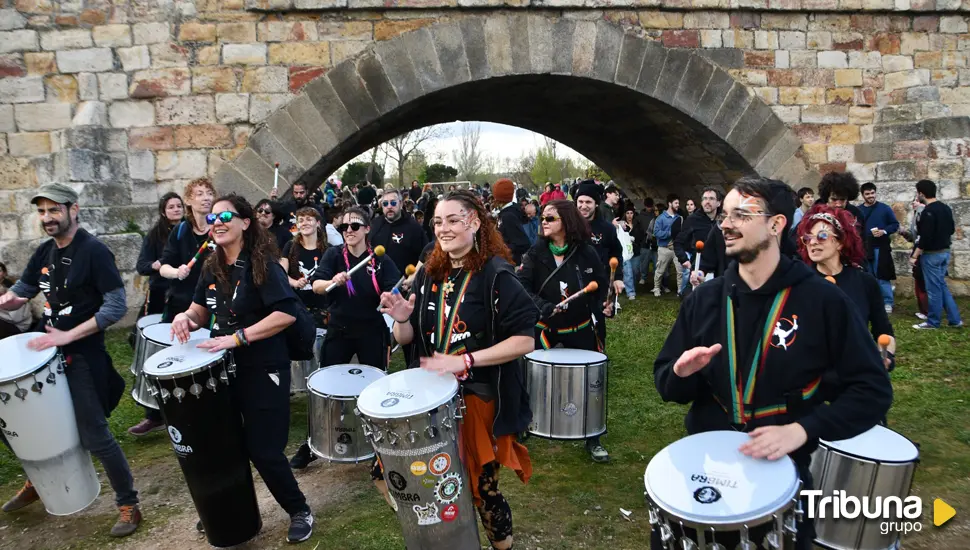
left=2, top=480, right=39, bottom=512
left=110, top=504, right=142, bottom=537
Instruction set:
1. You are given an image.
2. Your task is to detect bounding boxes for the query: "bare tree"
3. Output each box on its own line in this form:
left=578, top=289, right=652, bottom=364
left=452, top=123, right=483, bottom=181
left=381, top=126, right=447, bottom=187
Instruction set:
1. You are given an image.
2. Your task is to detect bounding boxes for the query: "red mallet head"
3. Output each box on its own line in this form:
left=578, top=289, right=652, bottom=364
left=695, top=240, right=705, bottom=252
left=609, top=257, right=619, bottom=270
left=878, top=334, right=891, bottom=348
left=275, top=162, right=280, bottom=168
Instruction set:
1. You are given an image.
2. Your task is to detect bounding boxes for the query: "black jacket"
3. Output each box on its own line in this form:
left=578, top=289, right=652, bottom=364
left=588, top=215, right=624, bottom=272
left=699, top=225, right=727, bottom=277
left=654, top=255, right=892, bottom=471
left=369, top=212, right=429, bottom=273
left=517, top=242, right=609, bottom=326
left=497, top=204, right=531, bottom=265
left=675, top=210, right=718, bottom=265
left=136, top=233, right=170, bottom=292
left=160, top=221, right=211, bottom=307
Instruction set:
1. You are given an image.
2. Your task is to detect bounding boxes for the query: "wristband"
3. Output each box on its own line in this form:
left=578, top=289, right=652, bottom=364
left=235, top=329, right=249, bottom=347
left=457, top=353, right=473, bottom=381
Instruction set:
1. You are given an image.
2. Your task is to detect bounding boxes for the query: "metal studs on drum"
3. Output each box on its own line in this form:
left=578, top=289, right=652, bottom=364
left=659, top=524, right=674, bottom=545
left=704, top=528, right=724, bottom=550
left=219, top=369, right=229, bottom=384
left=46, top=371, right=56, bottom=385
left=405, top=419, right=418, bottom=444
left=13, top=382, right=27, bottom=401
left=0, top=391, right=9, bottom=404
left=648, top=508, right=660, bottom=526
left=159, top=387, right=171, bottom=403
left=387, top=430, right=400, bottom=446
left=188, top=374, right=202, bottom=398
left=737, top=526, right=756, bottom=550
left=173, top=386, right=186, bottom=403
left=206, top=377, right=218, bottom=392
left=763, top=531, right=782, bottom=549
left=30, top=375, right=42, bottom=394
left=678, top=537, right=697, bottom=550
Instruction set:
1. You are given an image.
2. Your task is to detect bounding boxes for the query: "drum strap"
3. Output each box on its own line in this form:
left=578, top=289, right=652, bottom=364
left=712, top=376, right=821, bottom=423
left=534, top=318, right=594, bottom=350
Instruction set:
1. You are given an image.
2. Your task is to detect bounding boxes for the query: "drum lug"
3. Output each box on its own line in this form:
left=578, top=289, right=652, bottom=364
left=647, top=507, right=660, bottom=526
left=30, top=375, right=42, bottom=394
left=0, top=391, right=9, bottom=404
left=219, top=369, right=229, bottom=384
left=387, top=430, right=400, bottom=446
left=13, top=382, right=27, bottom=401
left=46, top=371, right=56, bottom=385
left=455, top=395, right=467, bottom=420
left=793, top=495, right=804, bottom=522
left=159, top=387, right=171, bottom=404
left=678, top=537, right=697, bottom=550
left=737, top=525, right=756, bottom=550
left=763, top=530, right=782, bottom=549
left=206, top=377, right=218, bottom=392
left=659, top=523, right=674, bottom=546
left=172, top=386, right=186, bottom=403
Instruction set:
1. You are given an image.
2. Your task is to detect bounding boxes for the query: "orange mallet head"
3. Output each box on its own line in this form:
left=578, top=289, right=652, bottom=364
left=825, top=276, right=836, bottom=284
left=609, top=257, right=618, bottom=270
left=373, top=245, right=386, bottom=257
left=585, top=281, right=598, bottom=293
left=878, top=334, right=891, bottom=348
left=695, top=240, right=705, bottom=251
left=405, top=264, right=416, bottom=276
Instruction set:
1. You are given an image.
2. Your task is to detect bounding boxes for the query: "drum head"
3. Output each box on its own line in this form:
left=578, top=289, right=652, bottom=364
left=644, top=431, right=799, bottom=527
left=526, top=348, right=607, bottom=365
left=136, top=313, right=164, bottom=330
left=0, top=333, right=57, bottom=383
left=357, top=368, right=458, bottom=419
left=143, top=323, right=209, bottom=345
left=820, top=425, right=919, bottom=463
left=143, top=340, right=226, bottom=379
left=307, top=365, right=385, bottom=398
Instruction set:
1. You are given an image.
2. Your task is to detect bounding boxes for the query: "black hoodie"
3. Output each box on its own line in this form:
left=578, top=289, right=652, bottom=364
left=674, top=209, right=718, bottom=265
left=654, top=255, right=892, bottom=472
left=498, top=204, right=531, bottom=265
left=369, top=212, right=429, bottom=273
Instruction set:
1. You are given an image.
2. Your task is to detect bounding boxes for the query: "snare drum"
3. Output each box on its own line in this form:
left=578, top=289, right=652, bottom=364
left=307, top=364, right=385, bottom=462
left=644, top=431, right=802, bottom=550
left=291, top=328, right=326, bottom=393
left=144, top=343, right=261, bottom=548
left=810, top=425, right=919, bottom=550
left=525, top=348, right=608, bottom=439
left=133, top=323, right=210, bottom=409
left=130, top=313, right=163, bottom=374
left=357, top=368, right=481, bottom=550
left=0, top=333, right=100, bottom=515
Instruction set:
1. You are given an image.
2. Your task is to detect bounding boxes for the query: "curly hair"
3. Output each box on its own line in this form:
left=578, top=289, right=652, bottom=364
left=424, top=190, right=512, bottom=281
left=204, top=194, right=278, bottom=291
left=796, top=204, right=864, bottom=267
left=539, top=200, right=590, bottom=249
left=183, top=178, right=216, bottom=232
left=286, top=206, right=327, bottom=279
left=818, top=171, right=859, bottom=203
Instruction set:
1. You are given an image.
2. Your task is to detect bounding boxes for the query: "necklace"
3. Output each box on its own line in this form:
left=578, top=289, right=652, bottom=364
left=443, top=268, right=463, bottom=298
left=549, top=241, right=569, bottom=256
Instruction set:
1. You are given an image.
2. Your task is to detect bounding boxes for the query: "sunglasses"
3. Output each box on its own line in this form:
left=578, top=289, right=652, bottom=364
left=382, top=200, right=398, bottom=207
left=800, top=231, right=832, bottom=244
left=541, top=215, right=561, bottom=223
left=337, top=222, right=365, bottom=233
left=256, top=208, right=272, bottom=215
left=206, top=211, right=240, bottom=224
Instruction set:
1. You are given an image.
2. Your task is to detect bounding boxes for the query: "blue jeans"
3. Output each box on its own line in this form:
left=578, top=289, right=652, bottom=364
left=868, top=249, right=894, bottom=308
left=921, top=251, right=962, bottom=327
left=639, top=248, right=655, bottom=281
left=623, top=259, right=636, bottom=298
left=66, top=352, right=139, bottom=507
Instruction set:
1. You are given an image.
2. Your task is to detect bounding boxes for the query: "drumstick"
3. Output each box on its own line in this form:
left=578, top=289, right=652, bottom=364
left=377, top=264, right=416, bottom=311
left=326, top=245, right=385, bottom=293
left=555, top=281, right=598, bottom=310
left=273, top=162, right=279, bottom=191
left=878, top=334, right=891, bottom=362
left=186, top=235, right=212, bottom=269
left=607, top=257, right=618, bottom=301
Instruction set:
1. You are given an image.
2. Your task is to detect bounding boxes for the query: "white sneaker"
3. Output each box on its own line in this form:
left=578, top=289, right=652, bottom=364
left=884, top=305, right=893, bottom=314
left=915, top=312, right=927, bottom=320
left=913, top=322, right=936, bottom=330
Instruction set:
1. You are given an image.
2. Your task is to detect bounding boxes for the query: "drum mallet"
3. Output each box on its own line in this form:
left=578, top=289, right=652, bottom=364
left=824, top=276, right=836, bottom=284
left=377, top=264, right=416, bottom=311
left=607, top=257, right=618, bottom=301
left=554, top=281, right=598, bottom=312
left=693, top=240, right=704, bottom=273
left=186, top=234, right=212, bottom=269
left=273, top=162, right=279, bottom=192
left=878, top=334, right=891, bottom=363
left=326, top=245, right=385, bottom=293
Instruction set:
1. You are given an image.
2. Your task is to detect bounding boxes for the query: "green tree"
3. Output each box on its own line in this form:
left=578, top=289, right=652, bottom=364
left=342, top=161, right=384, bottom=188
left=530, top=145, right=561, bottom=188
left=421, top=163, right=458, bottom=183
left=584, top=163, right=610, bottom=182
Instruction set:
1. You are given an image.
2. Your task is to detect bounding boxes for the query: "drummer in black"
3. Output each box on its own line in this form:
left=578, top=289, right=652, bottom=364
left=170, top=194, right=313, bottom=543
left=381, top=190, right=536, bottom=550
left=517, top=200, right=613, bottom=463
left=653, top=177, right=893, bottom=550
left=159, top=178, right=216, bottom=322
left=0, top=183, right=141, bottom=537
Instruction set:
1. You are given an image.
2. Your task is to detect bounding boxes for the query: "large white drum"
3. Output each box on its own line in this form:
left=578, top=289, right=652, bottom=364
left=384, top=313, right=400, bottom=353
left=307, top=364, right=385, bottom=462
left=644, top=431, right=802, bottom=549
left=0, top=333, right=100, bottom=515
left=133, top=323, right=210, bottom=409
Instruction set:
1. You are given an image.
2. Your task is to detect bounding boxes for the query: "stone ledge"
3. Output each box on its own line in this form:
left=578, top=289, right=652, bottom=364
left=246, top=0, right=970, bottom=10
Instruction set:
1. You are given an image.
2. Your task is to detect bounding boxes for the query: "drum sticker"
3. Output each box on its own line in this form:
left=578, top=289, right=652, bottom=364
left=434, top=473, right=462, bottom=505
left=381, top=398, right=399, bottom=408
left=348, top=368, right=362, bottom=375
left=413, top=502, right=441, bottom=526
left=0, top=417, right=17, bottom=438
left=334, top=443, right=348, bottom=455
left=562, top=402, right=578, bottom=416
left=388, top=471, right=407, bottom=492
left=157, top=361, right=174, bottom=369
left=168, top=426, right=194, bottom=457
left=337, top=432, right=353, bottom=445
left=390, top=490, right=421, bottom=503
left=441, top=503, right=459, bottom=522
left=589, top=379, right=604, bottom=392
left=410, top=461, right=428, bottom=476
left=429, top=452, right=451, bottom=475
left=694, top=486, right=722, bottom=504
left=420, top=476, right=437, bottom=489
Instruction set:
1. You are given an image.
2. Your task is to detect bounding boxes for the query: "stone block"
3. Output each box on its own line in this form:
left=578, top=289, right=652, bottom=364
left=149, top=43, right=189, bottom=68
left=129, top=126, right=174, bottom=150
left=373, top=40, right=422, bottom=104
left=241, top=66, right=288, bottom=93
left=25, top=52, right=55, bottom=75
left=924, top=117, right=970, bottom=139
left=224, top=44, right=267, bottom=65
left=133, top=22, right=170, bottom=45
left=550, top=19, right=576, bottom=75
left=257, top=21, right=318, bottom=42
left=884, top=69, right=930, bottom=91
left=288, top=66, right=326, bottom=93
left=701, top=30, right=722, bottom=49
left=0, top=9, right=27, bottom=31
left=193, top=67, right=239, bottom=94
left=128, top=150, right=154, bottom=181
left=0, top=30, right=38, bottom=53
left=303, top=75, right=358, bottom=141
left=332, top=41, right=368, bottom=64
left=940, top=16, right=968, bottom=34
left=872, top=122, right=923, bottom=142
left=694, top=68, right=736, bottom=126
left=40, top=29, right=92, bottom=50
left=710, top=82, right=754, bottom=139
left=14, top=103, right=71, bottom=131
left=0, top=157, right=33, bottom=190
left=118, top=45, right=150, bottom=72
left=834, top=69, right=862, bottom=87
left=662, top=29, right=700, bottom=49
left=248, top=121, right=311, bottom=184
left=0, top=105, right=13, bottom=133
left=77, top=73, right=98, bottom=101
left=329, top=63, right=381, bottom=130
left=482, top=16, right=512, bottom=77
left=267, top=42, right=327, bottom=66
left=876, top=160, right=918, bottom=181
left=249, top=93, right=292, bottom=124
left=614, top=33, right=645, bottom=88
left=217, top=23, right=257, bottom=43
left=44, top=75, right=77, bottom=103
left=56, top=48, right=113, bottom=73
left=429, top=23, right=469, bottom=87
left=8, top=132, right=51, bottom=156
left=155, top=96, right=215, bottom=126
left=73, top=101, right=107, bottom=126
left=216, top=93, right=249, bottom=124
left=284, top=94, right=337, bottom=155
left=233, top=148, right=283, bottom=193
left=174, top=124, right=232, bottom=149
left=92, top=25, right=132, bottom=48
left=673, top=53, right=716, bottom=115
left=697, top=48, right=744, bottom=69
left=108, top=101, right=154, bottom=128
left=95, top=72, right=127, bottom=101
left=156, top=150, right=207, bottom=180
left=178, top=23, right=216, bottom=43
left=197, top=46, right=220, bottom=66
left=639, top=11, right=684, bottom=29
left=830, top=124, right=861, bottom=144
left=729, top=101, right=779, bottom=162
left=0, top=76, right=44, bottom=103
left=928, top=159, right=964, bottom=180
left=318, top=20, right=373, bottom=42
left=654, top=49, right=692, bottom=105
left=129, top=68, right=190, bottom=99
left=817, top=50, right=848, bottom=69
left=374, top=18, right=436, bottom=42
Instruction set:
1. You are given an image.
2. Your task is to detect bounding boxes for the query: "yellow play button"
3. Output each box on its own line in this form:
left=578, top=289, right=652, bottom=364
left=934, top=499, right=956, bottom=527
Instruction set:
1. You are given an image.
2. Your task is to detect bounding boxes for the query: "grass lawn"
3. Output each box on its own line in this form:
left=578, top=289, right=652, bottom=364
left=0, top=295, right=967, bottom=549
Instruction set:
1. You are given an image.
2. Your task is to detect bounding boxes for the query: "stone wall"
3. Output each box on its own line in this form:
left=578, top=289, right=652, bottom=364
left=0, top=1, right=968, bottom=315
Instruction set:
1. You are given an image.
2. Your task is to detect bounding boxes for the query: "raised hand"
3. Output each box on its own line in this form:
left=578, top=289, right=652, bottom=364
left=672, top=344, right=722, bottom=378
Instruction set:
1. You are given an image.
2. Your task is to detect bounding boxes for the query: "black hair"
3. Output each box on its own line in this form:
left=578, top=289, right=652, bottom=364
left=148, top=192, right=183, bottom=248
left=796, top=187, right=814, bottom=200
left=916, top=179, right=937, bottom=198
left=644, top=198, right=655, bottom=208
left=818, top=172, right=859, bottom=202
left=860, top=182, right=877, bottom=193
left=204, top=194, right=277, bottom=290
left=732, top=176, right=797, bottom=234
left=701, top=187, right=723, bottom=202
left=540, top=200, right=591, bottom=249
left=665, top=193, right=679, bottom=204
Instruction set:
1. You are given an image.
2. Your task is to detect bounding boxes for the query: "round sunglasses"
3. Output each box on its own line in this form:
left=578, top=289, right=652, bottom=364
left=381, top=200, right=399, bottom=207
left=800, top=231, right=832, bottom=245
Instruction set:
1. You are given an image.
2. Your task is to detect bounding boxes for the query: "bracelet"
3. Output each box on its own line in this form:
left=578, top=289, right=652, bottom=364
left=457, top=353, right=474, bottom=381
left=235, top=329, right=249, bottom=347
left=233, top=333, right=242, bottom=347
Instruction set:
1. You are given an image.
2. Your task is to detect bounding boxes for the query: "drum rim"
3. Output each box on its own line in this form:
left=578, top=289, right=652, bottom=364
left=818, top=425, right=920, bottom=464
left=644, top=487, right=799, bottom=531
left=0, top=332, right=58, bottom=383
left=525, top=348, right=608, bottom=364
left=143, top=343, right=227, bottom=379
left=144, top=324, right=211, bottom=345
left=136, top=314, right=164, bottom=330
left=307, top=364, right=386, bottom=399
left=357, top=370, right=459, bottom=419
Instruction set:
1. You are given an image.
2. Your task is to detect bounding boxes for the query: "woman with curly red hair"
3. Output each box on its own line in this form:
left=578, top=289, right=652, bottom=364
left=797, top=205, right=895, bottom=372
left=381, top=189, right=536, bottom=550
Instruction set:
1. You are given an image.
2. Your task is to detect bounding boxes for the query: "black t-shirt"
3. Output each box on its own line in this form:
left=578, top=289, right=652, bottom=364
left=824, top=266, right=894, bottom=340
left=916, top=201, right=955, bottom=251
left=193, top=257, right=300, bottom=368
left=161, top=221, right=212, bottom=306
left=312, top=245, right=400, bottom=328
left=19, top=228, right=124, bottom=352
left=281, top=240, right=328, bottom=320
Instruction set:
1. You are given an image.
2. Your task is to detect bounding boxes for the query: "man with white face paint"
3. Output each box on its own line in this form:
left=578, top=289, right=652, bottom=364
left=653, top=176, right=892, bottom=550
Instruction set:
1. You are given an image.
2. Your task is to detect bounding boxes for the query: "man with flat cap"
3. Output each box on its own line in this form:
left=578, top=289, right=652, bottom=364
left=0, top=183, right=142, bottom=537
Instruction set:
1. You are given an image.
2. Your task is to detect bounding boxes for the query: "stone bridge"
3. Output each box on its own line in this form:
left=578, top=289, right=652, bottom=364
left=0, top=0, right=968, bottom=318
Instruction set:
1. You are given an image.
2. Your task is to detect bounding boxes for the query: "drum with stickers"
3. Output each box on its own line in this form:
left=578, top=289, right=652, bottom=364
left=143, top=341, right=261, bottom=548
left=306, top=364, right=385, bottom=462
left=525, top=348, right=608, bottom=440
left=290, top=328, right=326, bottom=393
left=809, top=425, right=919, bottom=550
left=130, top=313, right=163, bottom=374
left=0, top=333, right=101, bottom=516
left=132, top=323, right=210, bottom=409
left=644, top=431, right=802, bottom=550
left=356, top=368, right=480, bottom=550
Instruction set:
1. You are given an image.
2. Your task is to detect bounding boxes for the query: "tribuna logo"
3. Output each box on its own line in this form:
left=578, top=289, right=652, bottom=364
left=804, top=490, right=924, bottom=535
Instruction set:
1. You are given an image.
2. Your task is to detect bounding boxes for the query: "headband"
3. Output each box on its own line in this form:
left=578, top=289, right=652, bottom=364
left=808, top=212, right=843, bottom=232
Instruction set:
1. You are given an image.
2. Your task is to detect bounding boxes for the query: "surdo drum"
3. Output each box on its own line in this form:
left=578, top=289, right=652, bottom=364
left=130, top=313, right=163, bottom=374
left=306, top=364, right=385, bottom=462
left=143, top=342, right=261, bottom=548
left=132, top=323, right=210, bottom=409
left=809, top=425, right=920, bottom=550
left=290, top=328, right=326, bottom=393
left=644, top=431, right=802, bottom=550
left=525, top=348, right=608, bottom=439
left=0, top=333, right=101, bottom=515
left=356, top=368, right=480, bottom=550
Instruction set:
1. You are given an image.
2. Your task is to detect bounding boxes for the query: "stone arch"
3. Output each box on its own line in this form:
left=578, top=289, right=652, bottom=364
left=213, top=14, right=818, bottom=200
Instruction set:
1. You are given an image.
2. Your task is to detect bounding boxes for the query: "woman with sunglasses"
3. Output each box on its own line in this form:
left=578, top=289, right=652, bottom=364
left=517, top=200, right=612, bottom=463
left=159, top=178, right=216, bottom=322
left=796, top=205, right=896, bottom=374
left=170, top=195, right=314, bottom=543
left=380, top=190, right=535, bottom=550
left=255, top=198, right=291, bottom=253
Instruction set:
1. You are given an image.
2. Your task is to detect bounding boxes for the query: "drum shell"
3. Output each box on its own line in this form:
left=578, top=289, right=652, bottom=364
left=150, top=360, right=262, bottom=548
left=307, top=392, right=373, bottom=462
left=359, top=394, right=480, bottom=550
left=0, top=357, right=101, bottom=516
left=131, top=314, right=163, bottom=375
left=131, top=371, right=159, bottom=409
left=290, top=329, right=325, bottom=393
left=526, top=355, right=608, bottom=439
left=810, top=445, right=918, bottom=550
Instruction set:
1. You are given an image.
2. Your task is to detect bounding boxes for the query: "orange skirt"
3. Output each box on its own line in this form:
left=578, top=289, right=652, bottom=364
left=459, top=393, right=533, bottom=507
